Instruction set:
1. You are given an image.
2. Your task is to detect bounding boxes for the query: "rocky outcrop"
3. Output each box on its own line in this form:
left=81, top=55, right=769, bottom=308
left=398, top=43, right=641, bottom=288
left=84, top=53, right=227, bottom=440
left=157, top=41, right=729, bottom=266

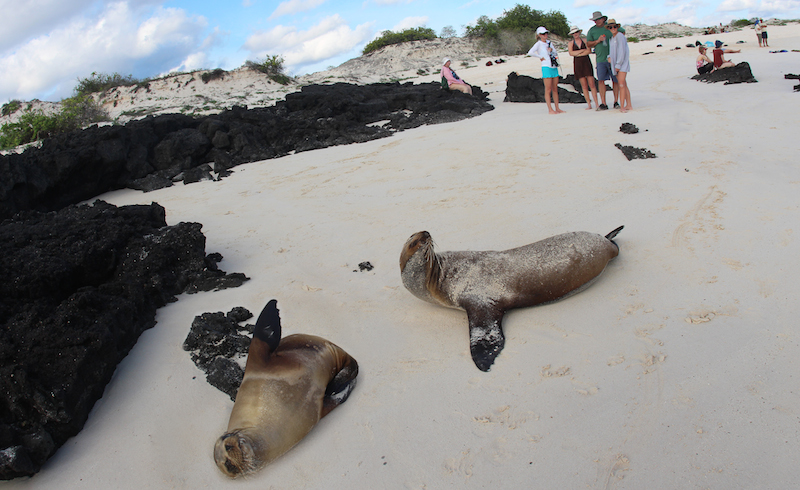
left=0, top=200, right=248, bottom=479
left=0, top=82, right=493, bottom=220
left=504, top=72, right=587, bottom=103
left=691, top=62, right=757, bottom=84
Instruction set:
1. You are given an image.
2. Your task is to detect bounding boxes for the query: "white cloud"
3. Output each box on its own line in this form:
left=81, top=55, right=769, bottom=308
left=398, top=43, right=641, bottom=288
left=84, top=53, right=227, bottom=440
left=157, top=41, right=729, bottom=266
left=243, top=15, right=374, bottom=73
left=392, top=16, right=429, bottom=31
left=760, top=0, right=800, bottom=12
left=269, top=0, right=326, bottom=19
left=573, top=0, right=617, bottom=8
left=0, top=2, right=209, bottom=101
left=716, top=0, right=759, bottom=11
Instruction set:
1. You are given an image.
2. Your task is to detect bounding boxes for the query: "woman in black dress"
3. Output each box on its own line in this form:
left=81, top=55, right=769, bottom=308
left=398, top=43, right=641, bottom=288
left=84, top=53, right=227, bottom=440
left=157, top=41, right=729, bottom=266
left=567, top=26, right=599, bottom=110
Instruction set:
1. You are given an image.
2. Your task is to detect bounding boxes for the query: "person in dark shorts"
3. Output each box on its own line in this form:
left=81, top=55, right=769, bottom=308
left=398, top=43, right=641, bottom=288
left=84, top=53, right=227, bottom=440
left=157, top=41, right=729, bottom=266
left=586, top=11, right=625, bottom=110
left=696, top=46, right=714, bottom=74
left=568, top=25, right=599, bottom=110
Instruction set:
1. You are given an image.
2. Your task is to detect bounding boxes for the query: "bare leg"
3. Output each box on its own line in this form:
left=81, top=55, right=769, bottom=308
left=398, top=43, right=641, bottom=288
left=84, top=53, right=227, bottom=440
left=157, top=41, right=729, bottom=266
left=450, top=83, right=472, bottom=95
left=598, top=79, right=607, bottom=107
left=617, top=71, right=632, bottom=112
left=579, top=77, right=592, bottom=109
left=544, top=78, right=555, bottom=114
left=587, top=76, right=599, bottom=108
left=551, top=78, right=564, bottom=113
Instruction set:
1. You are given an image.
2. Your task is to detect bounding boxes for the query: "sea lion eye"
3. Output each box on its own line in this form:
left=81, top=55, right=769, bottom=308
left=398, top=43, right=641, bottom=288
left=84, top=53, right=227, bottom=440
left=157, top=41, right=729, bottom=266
left=225, top=443, right=235, bottom=451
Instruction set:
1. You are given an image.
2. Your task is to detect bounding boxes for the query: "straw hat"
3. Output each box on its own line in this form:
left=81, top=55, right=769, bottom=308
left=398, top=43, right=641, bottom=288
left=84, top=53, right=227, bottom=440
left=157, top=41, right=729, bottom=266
left=568, top=26, right=582, bottom=36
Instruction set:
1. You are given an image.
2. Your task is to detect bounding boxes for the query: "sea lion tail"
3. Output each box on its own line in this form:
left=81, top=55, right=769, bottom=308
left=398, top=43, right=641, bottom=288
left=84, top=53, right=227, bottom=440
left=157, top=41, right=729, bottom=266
left=605, top=225, right=624, bottom=242
left=254, top=299, right=281, bottom=353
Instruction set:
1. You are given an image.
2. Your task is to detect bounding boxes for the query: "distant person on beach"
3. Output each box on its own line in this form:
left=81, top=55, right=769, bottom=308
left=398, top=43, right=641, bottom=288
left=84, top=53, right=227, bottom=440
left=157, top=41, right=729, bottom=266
left=567, top=25, right=599, bottom=110
left=527, top=26, right=564, bottom=114
left=760, top=21, right=769, bottom=47
left=712, top=40, right=740, bottom=69
left=608, top=19, right=632, bottom=112
left=696, top=46, right=714, bottom=74
left=441, top=58, right=473, bottom=95
left=586, top=11, right=624, bottom=110
left=754, top=20, right=763, bottom=47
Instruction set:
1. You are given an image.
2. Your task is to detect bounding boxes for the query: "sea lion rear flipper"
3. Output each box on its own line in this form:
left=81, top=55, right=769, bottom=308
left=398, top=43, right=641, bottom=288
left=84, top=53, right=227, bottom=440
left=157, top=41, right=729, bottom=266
left=466, top=306, right=505, bottom=372
left=253, top=299, right=281, bottom=353
left=321, top=354, right=359, bottom=417
left=605, top=225, right=624, bottom=242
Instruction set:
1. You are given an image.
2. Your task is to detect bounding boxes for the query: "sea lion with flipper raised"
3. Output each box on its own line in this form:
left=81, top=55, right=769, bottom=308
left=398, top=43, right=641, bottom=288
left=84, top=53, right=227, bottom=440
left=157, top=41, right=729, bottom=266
left=399, top=227, right=623, bottom=371
left=213, top=299, right=358, bottom=478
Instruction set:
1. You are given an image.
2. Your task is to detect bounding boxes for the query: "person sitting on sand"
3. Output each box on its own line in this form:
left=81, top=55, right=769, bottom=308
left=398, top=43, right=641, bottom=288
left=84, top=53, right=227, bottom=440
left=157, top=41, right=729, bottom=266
left=441, top=58, right=473, bottom=95
left=696, top=46, right=714, bottom=74
left=712, top=40, right=740, bottom=69
left=567, top=25, right=599, bottom=110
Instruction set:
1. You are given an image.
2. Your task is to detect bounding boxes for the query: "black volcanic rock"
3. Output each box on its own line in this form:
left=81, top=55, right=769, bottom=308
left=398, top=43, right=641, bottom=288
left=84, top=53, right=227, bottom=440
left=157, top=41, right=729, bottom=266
left=0, top=200, right=248, bottom=479
left=0, top=82, right=493, bottom=220
left=183, top=308, right=256, bottom=401
left=615, top=143, right=657, bottom=160
left=620, top=123, right=639, bottom=134
left=691, top=62, right=757, bottom=84
left=504, top=72, right=587, bottom=103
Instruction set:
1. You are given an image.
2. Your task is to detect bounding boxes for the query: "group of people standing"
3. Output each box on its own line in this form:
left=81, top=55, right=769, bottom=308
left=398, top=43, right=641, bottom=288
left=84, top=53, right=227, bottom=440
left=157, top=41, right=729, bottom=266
left=527, top=11, right=632, bottom=114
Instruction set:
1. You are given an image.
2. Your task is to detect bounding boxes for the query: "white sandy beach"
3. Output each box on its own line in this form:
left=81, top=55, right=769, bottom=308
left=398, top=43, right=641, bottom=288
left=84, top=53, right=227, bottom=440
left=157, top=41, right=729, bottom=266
left=5, top=24, right=800, bottom=489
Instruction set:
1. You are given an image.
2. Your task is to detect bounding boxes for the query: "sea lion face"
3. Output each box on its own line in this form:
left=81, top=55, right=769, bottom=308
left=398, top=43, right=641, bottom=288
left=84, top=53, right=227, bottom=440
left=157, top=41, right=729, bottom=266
left=214, top=430, right=263, bottom=478
left=399, top=231, right=432, bottom=272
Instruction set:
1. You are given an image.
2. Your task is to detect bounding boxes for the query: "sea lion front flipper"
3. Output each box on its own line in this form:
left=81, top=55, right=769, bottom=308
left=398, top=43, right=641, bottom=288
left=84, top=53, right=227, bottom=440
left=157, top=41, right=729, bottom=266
left=465, top=306, right=505, bottom=372
left=253, top=299, right=281, bottom=353
left=321, top=353, right=359, bottom=418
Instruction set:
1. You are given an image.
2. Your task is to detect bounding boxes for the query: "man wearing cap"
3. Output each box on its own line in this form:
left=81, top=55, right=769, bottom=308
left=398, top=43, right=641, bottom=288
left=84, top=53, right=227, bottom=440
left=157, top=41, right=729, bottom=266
left=441, top=57, right=473, bottom=95
left=711, top=40, right=740, bottom=69
left=586, top=11, right=623, bottom=110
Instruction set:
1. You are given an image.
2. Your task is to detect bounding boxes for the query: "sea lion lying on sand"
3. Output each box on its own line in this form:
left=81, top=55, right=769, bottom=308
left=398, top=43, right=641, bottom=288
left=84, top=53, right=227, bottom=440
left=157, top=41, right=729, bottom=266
left=214, top=300, right=358, bottom=478
left=400, top=227, right=623, bottom=371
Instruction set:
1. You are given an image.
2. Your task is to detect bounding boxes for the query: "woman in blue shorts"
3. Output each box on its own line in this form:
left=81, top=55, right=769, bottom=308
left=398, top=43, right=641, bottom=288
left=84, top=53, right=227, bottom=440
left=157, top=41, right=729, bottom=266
left=527, top=26, right=564, bottom=114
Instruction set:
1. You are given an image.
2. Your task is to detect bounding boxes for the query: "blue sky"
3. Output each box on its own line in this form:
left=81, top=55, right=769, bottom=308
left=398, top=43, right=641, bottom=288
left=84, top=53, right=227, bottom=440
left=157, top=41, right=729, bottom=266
left=1, top=0, right=798, bottom=103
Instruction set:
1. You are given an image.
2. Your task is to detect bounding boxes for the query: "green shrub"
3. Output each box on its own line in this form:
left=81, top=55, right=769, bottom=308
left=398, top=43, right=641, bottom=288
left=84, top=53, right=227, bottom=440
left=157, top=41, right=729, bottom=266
left=466, top=4, right=569, bottom=39
left=0, top=94, right=109, bottom=150
left=732, top=19, right=751, bottom=27
left=363, top=27, right=437, bottom=54
left=628, top=36, right=640, bottom=43
left=75, top=72, right=139, bottom=96
left=465, top=4, right=569, bottom=55
left=201, top=68, right=226, bottom=83
left=245, top=55, right=291, bottom=85
left=2, top=100, right=22, bottom=117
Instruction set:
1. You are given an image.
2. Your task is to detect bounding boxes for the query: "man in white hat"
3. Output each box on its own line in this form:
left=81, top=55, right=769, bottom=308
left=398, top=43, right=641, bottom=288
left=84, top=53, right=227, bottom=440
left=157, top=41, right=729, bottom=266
left=586, top=11, right=624, bottom=110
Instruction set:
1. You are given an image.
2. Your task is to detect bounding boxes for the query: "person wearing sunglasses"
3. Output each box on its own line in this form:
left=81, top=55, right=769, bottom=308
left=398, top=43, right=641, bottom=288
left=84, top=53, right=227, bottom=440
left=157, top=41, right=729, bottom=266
left=527, top=26, right=564, bottom=114
left=607, top=19, right=632, bottom=113
left=586, top=11, right=624, bottom=110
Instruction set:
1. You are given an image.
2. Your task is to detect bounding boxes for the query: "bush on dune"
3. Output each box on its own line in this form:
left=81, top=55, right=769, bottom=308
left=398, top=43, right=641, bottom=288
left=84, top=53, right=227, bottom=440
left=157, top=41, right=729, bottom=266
left=245, top=55, right=292, bottom=85
left=466, top=3, right=569, bottom=55
left=363, top=27, right=438, bottom=54
left=1, top=94, right=109, bottom=150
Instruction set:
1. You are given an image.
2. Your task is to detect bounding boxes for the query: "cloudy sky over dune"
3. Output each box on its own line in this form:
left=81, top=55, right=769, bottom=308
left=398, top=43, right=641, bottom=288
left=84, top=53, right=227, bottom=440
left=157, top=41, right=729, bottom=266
left=1, top=0, right=797, bottom=103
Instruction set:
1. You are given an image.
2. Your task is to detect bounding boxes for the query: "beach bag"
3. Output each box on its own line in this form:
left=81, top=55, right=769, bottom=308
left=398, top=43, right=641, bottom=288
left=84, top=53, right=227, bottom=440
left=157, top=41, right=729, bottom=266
left=441, top=76, right=449, bottom=90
